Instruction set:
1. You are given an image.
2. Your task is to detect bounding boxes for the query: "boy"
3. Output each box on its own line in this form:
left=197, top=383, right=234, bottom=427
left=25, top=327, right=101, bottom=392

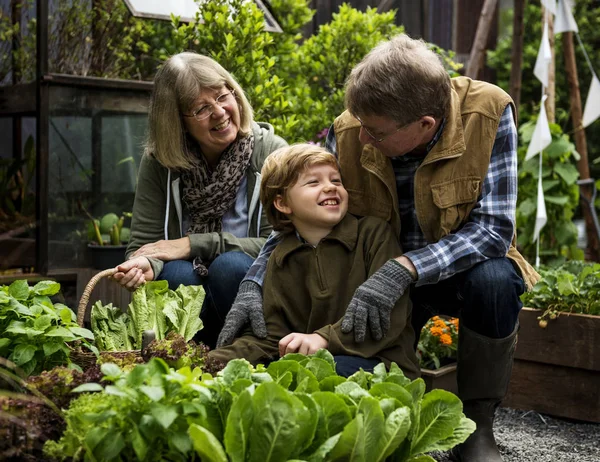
left=209, top=144, right=419, bottom=378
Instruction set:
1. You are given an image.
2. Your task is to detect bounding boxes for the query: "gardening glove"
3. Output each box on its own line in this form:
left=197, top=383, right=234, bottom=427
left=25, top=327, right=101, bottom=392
left=216, top=281, right=267, bottom=348
left=341, top=259, right=414, bottom=343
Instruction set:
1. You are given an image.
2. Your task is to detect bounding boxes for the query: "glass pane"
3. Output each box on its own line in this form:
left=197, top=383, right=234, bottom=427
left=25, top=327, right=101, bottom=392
left=47, top=84, right=149, bottom=270
left=0, top=116, right=37, bottom=274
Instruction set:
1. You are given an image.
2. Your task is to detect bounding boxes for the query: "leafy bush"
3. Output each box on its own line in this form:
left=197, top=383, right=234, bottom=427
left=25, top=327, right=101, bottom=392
left=521, top=260, right=600, bottom=324
left=45, top=352, right=475, bottom=461
left=516, top=120, right=582, bottom=265
left=0, top=0, right=161, bottom=83
left=0, top=280, right=96, bottom=376
left=417, top=316, right=459, bottom=370
left=159, top=1, right=460, bottom=144
left=3, top=0, right=462, bottom=146
left=488, top=0, right=600, bottom=178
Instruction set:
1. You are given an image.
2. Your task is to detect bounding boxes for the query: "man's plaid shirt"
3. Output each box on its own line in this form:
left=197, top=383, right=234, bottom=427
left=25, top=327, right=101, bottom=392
left=245, top=105, right=518, bottom=287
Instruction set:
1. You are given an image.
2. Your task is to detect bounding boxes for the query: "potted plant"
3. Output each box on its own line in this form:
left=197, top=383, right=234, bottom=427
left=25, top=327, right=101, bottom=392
left=417, top=316, right=459, bottom=394
left=86, top=212, right=131, bottom=270
left=504, top=261, right=600, bottom=422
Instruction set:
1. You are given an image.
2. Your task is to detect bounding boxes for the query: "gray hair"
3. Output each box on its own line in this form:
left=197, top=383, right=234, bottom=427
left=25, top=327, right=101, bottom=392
left=345, top=34, right=451, bottom=127
left=146, top=52, right=253, bottom=170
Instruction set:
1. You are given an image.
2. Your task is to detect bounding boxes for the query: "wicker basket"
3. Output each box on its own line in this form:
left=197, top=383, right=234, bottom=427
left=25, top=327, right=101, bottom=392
left=69, top=268, right=143, bottom=370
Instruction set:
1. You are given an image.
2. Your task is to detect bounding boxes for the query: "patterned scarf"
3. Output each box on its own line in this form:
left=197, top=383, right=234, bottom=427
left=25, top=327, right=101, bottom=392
left=181, top=133, right=254, bottom=275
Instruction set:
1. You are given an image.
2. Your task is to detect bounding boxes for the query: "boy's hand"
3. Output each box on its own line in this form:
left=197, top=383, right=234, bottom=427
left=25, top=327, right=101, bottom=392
left=279, top=333, right=328, bottom=356
left=216, top=281, right=267, bottom=347
left=341, top=259, right=414, bottom=342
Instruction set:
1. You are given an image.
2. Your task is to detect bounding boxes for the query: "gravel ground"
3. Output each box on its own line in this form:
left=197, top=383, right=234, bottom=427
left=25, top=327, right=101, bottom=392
left=431, top=407, right=600, bottom=462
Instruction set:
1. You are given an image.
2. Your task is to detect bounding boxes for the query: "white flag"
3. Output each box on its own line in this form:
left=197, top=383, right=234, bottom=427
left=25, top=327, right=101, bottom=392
left=533, top=176, right=547, bottom=243
left=533, top=22, right=552, bottom=87
left=555, top=0, right=578, bottom=34
left=541, top=0, right=557, bottom=15
left=582, top=75, right=600, bottom=127
left=525, top=96, right=552, bottom=161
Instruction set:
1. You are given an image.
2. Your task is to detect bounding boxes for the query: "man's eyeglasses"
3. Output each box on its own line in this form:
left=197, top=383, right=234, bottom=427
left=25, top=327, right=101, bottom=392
left=355, top=115, right=406, bottom=143
left=183, top=89, right=236, bottom=121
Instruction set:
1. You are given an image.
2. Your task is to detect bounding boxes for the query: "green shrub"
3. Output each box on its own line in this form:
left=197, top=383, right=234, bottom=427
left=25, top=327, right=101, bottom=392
left=488, top=0, right=600, bottom=178
left=521, top=260, right=600, bottom=321
left=516, top=120, right=582, bottom=265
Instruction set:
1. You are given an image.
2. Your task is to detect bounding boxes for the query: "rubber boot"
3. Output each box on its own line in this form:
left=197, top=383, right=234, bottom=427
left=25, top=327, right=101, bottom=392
left=450, top=323, right=518, bottom=462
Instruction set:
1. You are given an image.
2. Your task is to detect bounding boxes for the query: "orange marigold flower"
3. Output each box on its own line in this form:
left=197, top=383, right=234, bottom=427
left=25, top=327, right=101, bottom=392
left=434, top=320, right=447, bottom=329
left=430, top=326, right=444, bottom=336
left=440, top=334, right=453, bottom=345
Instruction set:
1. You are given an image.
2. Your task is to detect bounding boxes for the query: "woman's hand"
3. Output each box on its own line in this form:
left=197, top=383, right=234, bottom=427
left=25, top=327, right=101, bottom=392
left=131, top=237, right=191, bottom=261
left=279, top=333, right=328, bottom=357
left=111, top=256, right=155, bottom=291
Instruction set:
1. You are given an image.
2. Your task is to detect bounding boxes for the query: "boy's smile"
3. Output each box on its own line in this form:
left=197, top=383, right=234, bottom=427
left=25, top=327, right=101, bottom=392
left=275, top=163, right=348, bottom=246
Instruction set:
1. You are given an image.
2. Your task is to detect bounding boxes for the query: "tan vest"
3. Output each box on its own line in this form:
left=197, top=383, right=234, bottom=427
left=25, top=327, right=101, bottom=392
left=334, top=77, right=540, bottom=290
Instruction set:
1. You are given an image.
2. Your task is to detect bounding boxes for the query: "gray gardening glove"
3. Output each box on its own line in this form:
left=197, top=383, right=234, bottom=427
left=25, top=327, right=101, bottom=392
left=341, top=259, right=414, bottom=343
left=216, top=281, right=267, bottom=348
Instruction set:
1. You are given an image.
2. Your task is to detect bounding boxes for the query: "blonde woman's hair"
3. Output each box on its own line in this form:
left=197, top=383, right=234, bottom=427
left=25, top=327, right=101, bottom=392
left=260, top=144, right=339, bottom=231
left=345, top=34, right=451, bottom=126
left=145, top=52, right=253, bottom=170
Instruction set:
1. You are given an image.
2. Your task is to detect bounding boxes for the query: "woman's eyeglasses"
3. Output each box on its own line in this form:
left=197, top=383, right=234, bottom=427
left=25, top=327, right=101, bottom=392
left=183, top=89, right=236, bottom=121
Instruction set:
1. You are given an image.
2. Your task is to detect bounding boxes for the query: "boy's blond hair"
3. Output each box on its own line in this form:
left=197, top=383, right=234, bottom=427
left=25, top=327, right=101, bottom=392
left=260, top=143, right=339, bottom=231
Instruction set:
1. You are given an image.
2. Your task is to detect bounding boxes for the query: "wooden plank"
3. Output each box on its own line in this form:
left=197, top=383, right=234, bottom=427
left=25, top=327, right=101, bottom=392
left=504, top=359, right=600, bottom=423
left=421, top=363, right=457, bottom=394
left=42, top=73, right=153, bottom=92
left=425, top=0, right=453, bottom=50
left=516, top=308, right=600, bottom=372
left=396, top=0, right=424, bottom=38
left=49, top=85, right=150, bottom=114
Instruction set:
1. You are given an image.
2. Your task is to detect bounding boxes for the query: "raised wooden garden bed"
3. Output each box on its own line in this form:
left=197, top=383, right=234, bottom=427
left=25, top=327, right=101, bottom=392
left=421, top=363, right=457, bottom=394
left=503, top=307, right=600, bottom=423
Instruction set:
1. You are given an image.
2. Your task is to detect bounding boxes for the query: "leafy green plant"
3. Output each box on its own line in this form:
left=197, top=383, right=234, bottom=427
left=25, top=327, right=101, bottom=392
left=488, top=0, right=600, bottom=178
left=521, top=260, right=600, bottom=327
left=516, top=120, right=582, bottom=265
left=0, top=280, right=96, bottom=376
left=142, top=331, right=225, bottom=374
left=164, top=1, right=460, bottom=145
left=417, top=316, right=459, bottom=370
left=87, top=211, right=132, bottom=246
left=45, top=351, right=475, bottom=461
left=90, top=280, right=205, bottom=351
left=1, top=0, right=161, bottom=83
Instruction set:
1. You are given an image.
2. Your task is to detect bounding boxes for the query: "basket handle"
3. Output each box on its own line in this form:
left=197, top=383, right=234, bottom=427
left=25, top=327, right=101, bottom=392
left=77, top=268, right=118, bottom=327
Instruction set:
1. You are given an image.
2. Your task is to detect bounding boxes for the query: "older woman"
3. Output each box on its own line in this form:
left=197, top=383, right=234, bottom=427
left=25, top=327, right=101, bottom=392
left=112, top=52, right=287, bottom=348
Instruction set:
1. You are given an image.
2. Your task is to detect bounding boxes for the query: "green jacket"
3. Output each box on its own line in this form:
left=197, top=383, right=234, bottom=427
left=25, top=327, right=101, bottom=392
left=126, top=122, right=287, bottom=278
left=210, top=214, right=421, bottom=379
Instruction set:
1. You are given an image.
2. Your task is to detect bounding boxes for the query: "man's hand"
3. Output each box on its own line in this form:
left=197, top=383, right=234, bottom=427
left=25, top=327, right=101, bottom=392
left=341, top=259, right=415, bottom=342
left=216, top=281, right=267, bottom=348
left=131, top=237, right=191, bottom=261
left=279, top=333, right=328, bottom=357
left=111, top=256, right=155, bottom=291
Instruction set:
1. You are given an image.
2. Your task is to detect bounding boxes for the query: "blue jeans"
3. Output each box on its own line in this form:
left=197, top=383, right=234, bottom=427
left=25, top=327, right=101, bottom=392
left=410, top=257, right=526, bottom=346
left=158, top=251, right=254, bottom=349
left=334, top=355, right=381, bottom=377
